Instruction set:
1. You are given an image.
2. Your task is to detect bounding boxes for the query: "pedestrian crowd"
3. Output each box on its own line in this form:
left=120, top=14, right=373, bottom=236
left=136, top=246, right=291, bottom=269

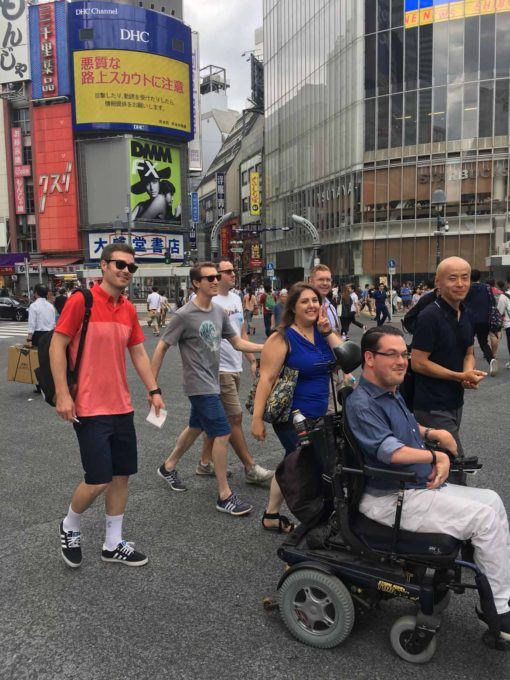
left=29, top=243, right=510, bottom=640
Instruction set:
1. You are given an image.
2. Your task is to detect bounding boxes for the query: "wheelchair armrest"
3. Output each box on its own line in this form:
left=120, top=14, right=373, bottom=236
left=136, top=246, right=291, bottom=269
left=363, top=465, right=418, bottom=483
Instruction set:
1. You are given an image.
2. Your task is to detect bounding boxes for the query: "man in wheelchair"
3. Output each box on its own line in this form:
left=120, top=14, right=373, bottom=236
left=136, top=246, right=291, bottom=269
left=347, top=325, right=510, bottom=640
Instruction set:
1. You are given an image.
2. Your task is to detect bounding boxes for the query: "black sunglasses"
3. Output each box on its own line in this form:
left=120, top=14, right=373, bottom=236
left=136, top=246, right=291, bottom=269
left=198, top=274, right=222, bottom=282
left=105, top=259, right=138, bottom=274
left=218, top=268, right=237, bottom=275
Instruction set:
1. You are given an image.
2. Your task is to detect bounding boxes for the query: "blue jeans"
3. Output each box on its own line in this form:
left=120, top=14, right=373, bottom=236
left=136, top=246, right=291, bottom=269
left=272, top=422, right=299, bottom=456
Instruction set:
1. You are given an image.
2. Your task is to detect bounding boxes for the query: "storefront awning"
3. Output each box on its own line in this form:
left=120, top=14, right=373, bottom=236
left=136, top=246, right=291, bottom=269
left=41, top=257, right=81, bottom=267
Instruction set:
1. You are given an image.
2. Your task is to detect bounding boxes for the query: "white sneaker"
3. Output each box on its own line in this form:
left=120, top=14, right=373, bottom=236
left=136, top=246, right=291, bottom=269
left=489, top=358, right=499, bottom=377
left=506, top=362, right=510, bottom=370
left=245, top=463, right=274, bottom=485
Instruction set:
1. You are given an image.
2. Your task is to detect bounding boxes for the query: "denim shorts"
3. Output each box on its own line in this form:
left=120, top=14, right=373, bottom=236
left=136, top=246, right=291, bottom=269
left=188, top=394, right=231, bottom=438
left=73, top=412, right=137, bottom=485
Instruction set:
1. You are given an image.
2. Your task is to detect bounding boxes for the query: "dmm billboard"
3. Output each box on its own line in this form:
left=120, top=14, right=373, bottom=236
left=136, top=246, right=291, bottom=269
left=32, top=103, right=79, bottom=252
left=68, top=2, right=192, bottom=139
left=130, top=138, right=181, bottom=225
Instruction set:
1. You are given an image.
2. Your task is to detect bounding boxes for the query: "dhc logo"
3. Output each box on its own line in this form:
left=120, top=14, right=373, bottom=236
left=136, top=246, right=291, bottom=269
left=120, top=28, right=149, bottom=43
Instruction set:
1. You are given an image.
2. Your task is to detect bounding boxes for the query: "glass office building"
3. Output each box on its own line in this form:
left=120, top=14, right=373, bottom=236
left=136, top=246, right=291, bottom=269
left=264, top=0, right=510, bottom=283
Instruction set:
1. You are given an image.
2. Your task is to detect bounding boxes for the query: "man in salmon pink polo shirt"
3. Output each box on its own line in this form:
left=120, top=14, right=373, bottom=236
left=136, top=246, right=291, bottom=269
left=50, top=243, right=164, bottom=569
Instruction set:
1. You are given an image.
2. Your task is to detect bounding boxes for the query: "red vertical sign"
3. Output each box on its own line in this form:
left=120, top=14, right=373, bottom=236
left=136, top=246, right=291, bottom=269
left=38, top=2, right=58, bottom=98
left=11, top=128, right=26, bottom=214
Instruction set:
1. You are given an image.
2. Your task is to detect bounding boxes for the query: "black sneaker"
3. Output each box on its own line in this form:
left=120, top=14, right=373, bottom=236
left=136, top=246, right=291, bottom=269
left=157, top=465, right=187, bottom=491
left=101, top=540, right=148, bottom=567
left=59, top=520, right=82, bottom=569
left=216, top=492, right=252, bottom=516
left=477, top=608, right=510, bottom=641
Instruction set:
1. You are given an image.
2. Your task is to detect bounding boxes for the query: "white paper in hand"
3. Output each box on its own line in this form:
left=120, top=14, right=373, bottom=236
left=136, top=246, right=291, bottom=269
left=146, top=406, right=167, bottom=428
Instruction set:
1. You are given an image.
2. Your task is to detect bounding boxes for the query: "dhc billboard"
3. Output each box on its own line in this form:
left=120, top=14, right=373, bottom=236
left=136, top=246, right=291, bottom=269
left=68, top=1, right=193, bottom=140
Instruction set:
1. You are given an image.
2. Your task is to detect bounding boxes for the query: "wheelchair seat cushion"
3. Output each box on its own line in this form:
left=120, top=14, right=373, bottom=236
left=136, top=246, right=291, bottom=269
left=352, top=512, right=462, bottom=558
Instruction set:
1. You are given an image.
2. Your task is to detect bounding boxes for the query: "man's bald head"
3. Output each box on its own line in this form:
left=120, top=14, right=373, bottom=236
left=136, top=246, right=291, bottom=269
left=435, top=257, right=471, bottom=307
left=436, top=256, right=470, bottom=283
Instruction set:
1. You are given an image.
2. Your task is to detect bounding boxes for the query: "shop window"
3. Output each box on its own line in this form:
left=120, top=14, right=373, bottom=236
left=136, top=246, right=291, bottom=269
left=11, top=108, right=30, bottom=135
left=25, top=184, right=35, bottom=214
left=496, top=13, right=510, bottom=78
left=365, top=99, right=376, bottom=151
left=22, top=145, right=32, bottom=166
left=447, top=84, right=463, bottom=141
left=416, top=164, right=432, bottom=219
left=390, top=93, right=403, bottom=148
left=461, top=161, right=477, bottom=215
left=241, top=170, right=249, bottom=185
left=378, top=31, right=390, bottom=96
left=404, top=91, right=417, bottom=146
left=418, top=88, right=432, bottom=144
left=242, top=197, right=249, bottom=212
left=492, top=159, right=508, bottom=214
left=463, top=82, right=478, bottom=140
left=365, top=0, right=376, bottom=34
left=448, top=20, right=464, bottom=85
left=494, top=79, right=509, bottom=137
left=378, top=0, right=390, bottom=32
left=432, top=22, right=448, bottom=87
left=478, top=81, right=494, bottom=139
left=362, top=170, right=375, bottom=223
left=464, top=17, right=479, bottom=83
left=390, top=28, right=404, bottom=93
left=476, top=160, right=492, bottom=215
left=479, top=14, right=495, bottom=81
left=404, top=27, right=418, bottom=90
left=402, top=165, right=416, bottom=220
left=419, top=24, right=432, bottom=89
left=432, top=86, right=446, bottom=143
left=388, top=166, right=402, bottom=219
left=375, top=168, right=389, bottom=222
left=365, top=34, right=376, bottom=97
left=391, top=0, right=404, bottom=28
left=378, top=95, right=389, bottom=149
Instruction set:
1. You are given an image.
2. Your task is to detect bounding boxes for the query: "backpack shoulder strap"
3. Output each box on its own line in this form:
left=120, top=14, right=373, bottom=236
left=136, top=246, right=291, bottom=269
left=71, top=289, right=93, bottom=377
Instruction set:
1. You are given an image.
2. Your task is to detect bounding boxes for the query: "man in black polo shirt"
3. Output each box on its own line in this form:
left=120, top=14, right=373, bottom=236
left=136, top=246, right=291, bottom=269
left=411, top=257, right=487, bottom=457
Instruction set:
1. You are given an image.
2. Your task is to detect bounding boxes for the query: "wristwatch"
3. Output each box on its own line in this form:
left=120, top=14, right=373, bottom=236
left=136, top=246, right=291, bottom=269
left=149, top=388, right=162, bottom=396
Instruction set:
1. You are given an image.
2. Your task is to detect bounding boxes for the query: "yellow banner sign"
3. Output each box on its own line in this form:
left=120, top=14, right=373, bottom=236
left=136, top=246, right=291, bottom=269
left=73, top=49, right=191, bottom=133
left=249, top=171, right=260, bottom=216
left=405, top=0, right=510, bottom=27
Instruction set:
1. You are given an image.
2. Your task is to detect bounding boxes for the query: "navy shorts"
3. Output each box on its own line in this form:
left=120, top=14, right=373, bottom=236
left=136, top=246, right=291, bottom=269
left=73, top=413, right=137, bottom=485
left=188, top=394, right=231, bottom=438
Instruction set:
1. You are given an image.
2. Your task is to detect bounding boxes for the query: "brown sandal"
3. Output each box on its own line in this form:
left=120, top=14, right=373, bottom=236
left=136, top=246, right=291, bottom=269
left=261, top=512, right=295, bottom=534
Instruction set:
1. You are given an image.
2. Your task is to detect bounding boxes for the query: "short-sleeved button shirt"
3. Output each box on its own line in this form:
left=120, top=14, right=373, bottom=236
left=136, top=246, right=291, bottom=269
left=412, top=297, right=474, bottom=411
left=55, top=285, right=145, bottom=417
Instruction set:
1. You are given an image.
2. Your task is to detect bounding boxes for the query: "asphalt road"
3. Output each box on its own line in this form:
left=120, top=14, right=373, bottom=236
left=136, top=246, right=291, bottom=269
left=1, top=315, right=509, bottom=680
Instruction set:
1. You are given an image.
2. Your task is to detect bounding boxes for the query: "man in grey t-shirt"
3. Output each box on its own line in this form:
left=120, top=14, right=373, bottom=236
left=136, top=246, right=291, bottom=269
left=151, top=262, right=264, bottom=517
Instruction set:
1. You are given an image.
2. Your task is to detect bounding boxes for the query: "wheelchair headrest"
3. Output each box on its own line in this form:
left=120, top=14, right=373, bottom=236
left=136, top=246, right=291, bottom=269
left=333, top=341, right=362, bottom=374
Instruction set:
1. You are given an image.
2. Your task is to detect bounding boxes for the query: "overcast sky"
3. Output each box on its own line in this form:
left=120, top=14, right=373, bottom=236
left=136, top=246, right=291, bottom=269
left=184, top=1, right=263, bottom=112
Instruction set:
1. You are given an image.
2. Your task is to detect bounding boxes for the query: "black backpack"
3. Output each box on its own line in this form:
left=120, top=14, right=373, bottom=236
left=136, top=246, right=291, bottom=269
left=35, top=289, right=93, bottom=406
left=401, top=290, right=437, bottom=335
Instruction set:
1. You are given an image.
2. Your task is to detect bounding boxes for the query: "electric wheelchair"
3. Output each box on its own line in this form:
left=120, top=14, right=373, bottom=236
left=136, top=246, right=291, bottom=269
left=267, top=342, right=507, bottom=663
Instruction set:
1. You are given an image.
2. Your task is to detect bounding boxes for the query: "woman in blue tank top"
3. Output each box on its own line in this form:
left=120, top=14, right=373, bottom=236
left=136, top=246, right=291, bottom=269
left=251, top=282, right=344, bottom=533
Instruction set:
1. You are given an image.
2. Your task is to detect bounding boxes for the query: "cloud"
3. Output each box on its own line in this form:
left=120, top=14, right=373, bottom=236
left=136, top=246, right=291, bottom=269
left=183, top=1, right=263, bottom=112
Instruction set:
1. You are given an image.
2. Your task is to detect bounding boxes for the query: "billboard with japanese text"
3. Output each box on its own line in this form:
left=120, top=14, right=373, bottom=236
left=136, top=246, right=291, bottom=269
left=32, top=104, right=80, bottom=252
left=68, top=1, right=192, bottom=139
left=0, top=0, right=30, bottom=85
left=88, top=231, right=183, bottom=262
left=29, top=0, right=70, bottom=98
left=129, top=138, right=181, bottom=225
left=405, top=0, right=510, bottom=27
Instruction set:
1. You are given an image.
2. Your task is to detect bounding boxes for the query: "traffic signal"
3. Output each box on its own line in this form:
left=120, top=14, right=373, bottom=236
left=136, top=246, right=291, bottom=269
left=164, top=247, right=171, bottom=264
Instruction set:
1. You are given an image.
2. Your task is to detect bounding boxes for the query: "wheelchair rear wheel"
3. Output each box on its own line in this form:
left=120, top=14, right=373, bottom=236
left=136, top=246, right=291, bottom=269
left=278, top=569, right=355, bottom=649
left=390, top=615, right=437, bottom=663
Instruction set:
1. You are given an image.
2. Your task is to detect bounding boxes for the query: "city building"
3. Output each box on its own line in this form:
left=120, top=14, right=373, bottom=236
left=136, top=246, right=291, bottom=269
left=264, top=0, right=510, bottom=284
left=0, top=0, right=195, bottom=298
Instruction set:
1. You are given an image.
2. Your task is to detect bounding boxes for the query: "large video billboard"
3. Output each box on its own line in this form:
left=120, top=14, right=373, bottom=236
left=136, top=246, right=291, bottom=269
left=68, top=1, right=192, bottom=139
left=32, top=103, right=79, bottom=252
left=405, top=0, right=510, bottom=27
left=130, top=138, right=181, bottom=225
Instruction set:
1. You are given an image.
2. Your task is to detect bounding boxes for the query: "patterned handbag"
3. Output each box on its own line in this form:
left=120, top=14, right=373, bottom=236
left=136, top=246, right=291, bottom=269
left=245, top=363, right=299, bottom=424
left=488, top=285, right=503, bottom=333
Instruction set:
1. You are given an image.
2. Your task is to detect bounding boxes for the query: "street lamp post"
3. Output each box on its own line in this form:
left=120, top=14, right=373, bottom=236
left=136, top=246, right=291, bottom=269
left=431, top=189, right=448, bottom=268
left=291, top=214, right=321, bottom=272
left=125, top=195, right=134, bottom=298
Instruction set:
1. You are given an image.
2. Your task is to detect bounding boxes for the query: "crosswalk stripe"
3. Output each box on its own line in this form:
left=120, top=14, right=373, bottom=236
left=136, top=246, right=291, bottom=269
left=0, top=323, right=28, bottom=339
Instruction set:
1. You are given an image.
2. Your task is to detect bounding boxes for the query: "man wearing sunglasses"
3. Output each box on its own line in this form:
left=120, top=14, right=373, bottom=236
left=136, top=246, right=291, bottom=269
left=50, top=244, right=164, bottom=569
left=151, top=262, right=264, bottom=516
left=347, top=325, right=510, bottom=641
left=195, top=260, right=273, bottom=486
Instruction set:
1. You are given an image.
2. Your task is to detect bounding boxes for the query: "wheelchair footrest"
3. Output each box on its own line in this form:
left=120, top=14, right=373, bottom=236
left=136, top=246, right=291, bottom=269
left=482, top=630, right=510, bottom=652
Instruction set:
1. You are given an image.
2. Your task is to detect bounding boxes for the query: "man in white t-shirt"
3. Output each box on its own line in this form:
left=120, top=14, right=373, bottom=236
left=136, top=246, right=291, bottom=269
left=196, top=260, right=274, bottom=485
left=147, top=286, right=162, bottom=336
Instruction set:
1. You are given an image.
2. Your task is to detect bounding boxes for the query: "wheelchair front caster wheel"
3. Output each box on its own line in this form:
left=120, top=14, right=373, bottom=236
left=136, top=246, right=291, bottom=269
left=278, top=569, right=355, bottom=649
left=390, top=615, right=437, bottom=664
